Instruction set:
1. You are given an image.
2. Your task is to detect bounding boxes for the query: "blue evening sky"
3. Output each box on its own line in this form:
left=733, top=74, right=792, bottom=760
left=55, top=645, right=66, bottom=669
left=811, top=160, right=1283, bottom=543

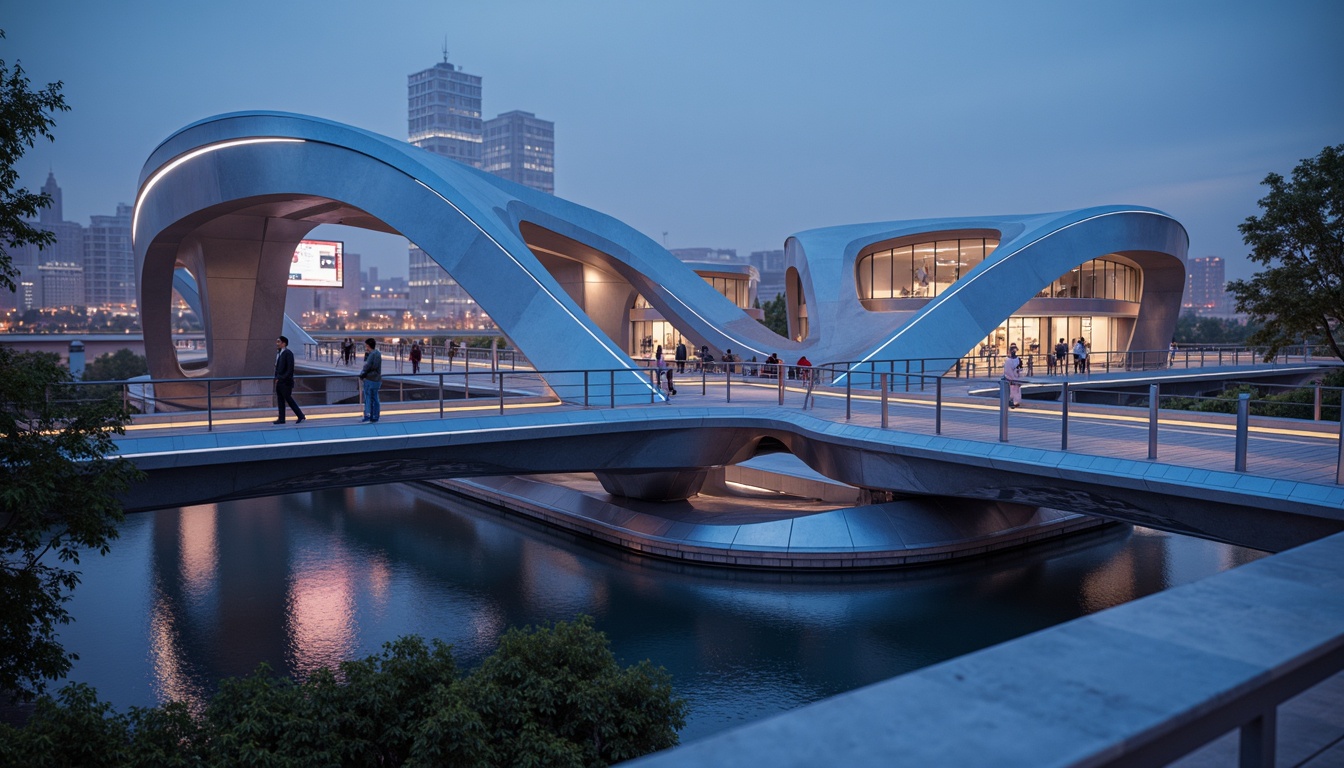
left=4, top=0, right=1341, bottom=281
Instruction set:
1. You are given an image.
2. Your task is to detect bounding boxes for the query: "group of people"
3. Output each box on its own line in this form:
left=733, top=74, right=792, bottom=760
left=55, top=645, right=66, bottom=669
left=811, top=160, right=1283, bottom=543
left=1002, top=337, right=1091, bottom=409
left=275, top=336, right=384, bottom=425
left=648, top=343, right=815, bottom=397
left=1043, top=338, right=1091, bottom=375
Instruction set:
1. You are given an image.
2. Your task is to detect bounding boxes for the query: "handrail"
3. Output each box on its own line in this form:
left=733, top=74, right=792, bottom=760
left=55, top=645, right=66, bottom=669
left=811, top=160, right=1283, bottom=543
left=63, top=352, right=1344, bottom=485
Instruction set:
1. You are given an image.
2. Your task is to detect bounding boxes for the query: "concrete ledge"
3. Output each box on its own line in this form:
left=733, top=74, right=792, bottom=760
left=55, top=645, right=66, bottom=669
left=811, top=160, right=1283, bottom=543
left=622, top=530, right=1344, bottom=767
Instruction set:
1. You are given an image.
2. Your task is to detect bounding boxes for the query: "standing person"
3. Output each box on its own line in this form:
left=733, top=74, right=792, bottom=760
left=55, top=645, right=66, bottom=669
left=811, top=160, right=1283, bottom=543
left=447, top=340, right=458, bottom=371
left=674, top=341, right=687, bottom=373
left=1003, top=344, right=1024, bottom=409
left=358, top=338, right=383, bottom=423
left=1055, top=338, right=1070, bottom=376
left=1169, top=340, right=1178, bottom=366
left=409, top=342, right=423, bottom=375
left=724, top=348, right=735, bottom=375
left=1074, top=338, right=1088, bottom=374
left=273, top=335, right=305, bottom=425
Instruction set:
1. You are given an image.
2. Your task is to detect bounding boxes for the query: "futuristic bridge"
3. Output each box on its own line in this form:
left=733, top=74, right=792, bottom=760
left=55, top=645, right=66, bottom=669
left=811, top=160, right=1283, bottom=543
left=133, top=112, right=1187, bottom=401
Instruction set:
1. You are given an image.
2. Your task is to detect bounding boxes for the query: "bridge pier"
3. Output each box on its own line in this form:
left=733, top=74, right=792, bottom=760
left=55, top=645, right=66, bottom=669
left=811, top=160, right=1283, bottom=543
left=595, top=469, right=710, bottom=501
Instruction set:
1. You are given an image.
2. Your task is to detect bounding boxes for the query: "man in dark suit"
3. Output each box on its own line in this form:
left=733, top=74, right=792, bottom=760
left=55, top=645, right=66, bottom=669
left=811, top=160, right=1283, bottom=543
left=274, top=335, right=305, bottom=425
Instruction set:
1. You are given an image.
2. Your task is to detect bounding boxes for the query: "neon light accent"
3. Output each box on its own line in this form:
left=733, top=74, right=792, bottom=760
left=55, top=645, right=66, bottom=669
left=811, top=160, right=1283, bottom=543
left=133, top=138, right=305, bottom=242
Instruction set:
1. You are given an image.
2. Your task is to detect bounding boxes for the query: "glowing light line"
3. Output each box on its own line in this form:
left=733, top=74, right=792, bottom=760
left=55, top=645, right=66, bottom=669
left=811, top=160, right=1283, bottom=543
left=133, top=138, right=305, bottom=242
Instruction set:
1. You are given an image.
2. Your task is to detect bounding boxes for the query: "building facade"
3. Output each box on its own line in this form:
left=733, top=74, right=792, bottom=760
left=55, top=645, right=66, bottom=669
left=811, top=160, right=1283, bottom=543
left=483, top=111, right=555, bottom=194
left=408, top=56, right=483, bottom=167
left=1182, top=256, right=1229, bottom=316
left=38, top=262, right=85, bottom=309
left=84, top=203, right=136, bottom=307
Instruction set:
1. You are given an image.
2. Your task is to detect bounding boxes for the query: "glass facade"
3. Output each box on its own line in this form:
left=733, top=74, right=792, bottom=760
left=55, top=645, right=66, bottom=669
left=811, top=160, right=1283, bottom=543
left=856, top=237, right=999, bottom=302
left=630, top=271, right=755, bottom=356
left=1034, top=257, right=1140, bottom=301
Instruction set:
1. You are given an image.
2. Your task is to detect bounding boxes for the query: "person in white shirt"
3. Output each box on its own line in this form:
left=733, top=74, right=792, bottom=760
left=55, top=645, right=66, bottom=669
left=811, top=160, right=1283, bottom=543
left=1003, top=344, right=1024, bottom=408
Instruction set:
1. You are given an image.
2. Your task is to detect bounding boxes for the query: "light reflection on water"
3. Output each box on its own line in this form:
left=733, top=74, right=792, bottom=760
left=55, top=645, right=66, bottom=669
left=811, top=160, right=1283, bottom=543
left=58, top=483, right=1264, bottom=742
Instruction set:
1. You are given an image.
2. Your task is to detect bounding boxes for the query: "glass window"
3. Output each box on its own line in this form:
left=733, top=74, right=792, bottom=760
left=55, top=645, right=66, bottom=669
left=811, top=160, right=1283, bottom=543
left=873, top=250, right=893, bottom=299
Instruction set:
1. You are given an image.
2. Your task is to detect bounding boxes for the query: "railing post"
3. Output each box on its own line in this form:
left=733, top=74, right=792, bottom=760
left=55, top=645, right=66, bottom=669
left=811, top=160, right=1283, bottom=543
left=584, top=370, right=589, bottom=407
left=726, top=368, right=732, bottom=403
left=701, top=363, right=706, bottom=396
left=610, top=370, right=616, bottom=409
left=1060, top=381, right=1069, bottom=450
left=778, top=362, right=785, bottom=405
left=904, top=360, right=910, bottom=392
left=919, top=359, right=926, bottom=392
left=651, top=369, right=657, bottom=404
left=999, top=378, right=1010, bottom=442
left=880, top=373, right=889, bottom=428
left=1337, top=407, right=1344, bottom=485
left=845, top=373, right=852, bottom=420
left=1239, top=709, right=1276, bottom=768
left=207, top=381, right=214, bottom=432
left=1315, top=382, right=1322, bottom=421
left=934, top=376, right=942, bottom=435
left=464, top=363, right=470, bottom=400
left=499, top=371, right=505, bottom=415
left=1148, top=383, right=1160, bottom=460
left=1235, top=393, right=1250, bottom=472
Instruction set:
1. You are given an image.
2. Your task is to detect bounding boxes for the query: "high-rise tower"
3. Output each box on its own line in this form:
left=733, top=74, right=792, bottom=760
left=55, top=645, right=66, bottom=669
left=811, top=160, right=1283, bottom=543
left=1182, top=256, right=1228, bottom=316
left=483, top=110, right=555, bottom=194
left=408, top=51, right=483, bottom=167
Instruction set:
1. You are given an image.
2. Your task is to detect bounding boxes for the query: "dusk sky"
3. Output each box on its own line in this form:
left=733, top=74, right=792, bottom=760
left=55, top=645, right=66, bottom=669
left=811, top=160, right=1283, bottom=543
left=5, top=0, right=1341, bottom=282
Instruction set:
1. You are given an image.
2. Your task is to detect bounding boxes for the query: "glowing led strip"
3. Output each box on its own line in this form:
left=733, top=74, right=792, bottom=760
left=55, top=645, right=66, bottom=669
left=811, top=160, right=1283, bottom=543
left=132, top=138, right=306, bottom=242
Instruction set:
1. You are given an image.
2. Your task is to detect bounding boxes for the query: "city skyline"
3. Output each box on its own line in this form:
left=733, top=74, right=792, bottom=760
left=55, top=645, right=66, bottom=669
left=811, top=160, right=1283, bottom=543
left=5, top=1, right=1342, bottom=282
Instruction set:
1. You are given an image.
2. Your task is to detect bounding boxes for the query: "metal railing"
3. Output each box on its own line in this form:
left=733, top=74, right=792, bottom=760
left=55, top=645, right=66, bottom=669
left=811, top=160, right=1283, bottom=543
left=65, top=350, right=1344, bottom=484
left=304, top=340, right=529, bottom=373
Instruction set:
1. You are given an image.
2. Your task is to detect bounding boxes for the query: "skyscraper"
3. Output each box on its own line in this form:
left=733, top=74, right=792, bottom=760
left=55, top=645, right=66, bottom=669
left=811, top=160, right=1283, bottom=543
left=484, top=111, right=555, bottom=194
left=1182, top=256, right=1228, bottom=316
left=13, top=172, right=84, bottom=268
left=408, top=53, right=483, bottom=167
left=84, top=203, right=135, bottom=307
left=406, top=53, right=556, bottom=325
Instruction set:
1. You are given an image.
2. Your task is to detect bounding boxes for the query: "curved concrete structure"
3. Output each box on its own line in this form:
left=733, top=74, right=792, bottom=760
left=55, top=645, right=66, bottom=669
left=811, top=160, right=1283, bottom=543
left=134, top=111, right=1186, bottom=398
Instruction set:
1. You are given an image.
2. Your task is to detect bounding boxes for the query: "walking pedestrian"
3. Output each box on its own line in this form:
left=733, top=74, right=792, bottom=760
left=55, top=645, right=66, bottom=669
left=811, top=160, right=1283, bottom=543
left=675, top=341, right=687, bottom=373
left=273, top=335, right=305, bottom=425
left=409, top=342, right=422, bottom=374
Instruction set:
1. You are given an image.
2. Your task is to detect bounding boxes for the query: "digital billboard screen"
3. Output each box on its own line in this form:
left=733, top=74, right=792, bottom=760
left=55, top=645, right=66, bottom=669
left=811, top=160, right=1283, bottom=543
left=287, top=240, right=344, bottom=288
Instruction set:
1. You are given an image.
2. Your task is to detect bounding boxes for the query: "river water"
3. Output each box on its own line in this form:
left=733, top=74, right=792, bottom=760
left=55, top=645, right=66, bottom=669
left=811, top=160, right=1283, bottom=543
left=59, top=482, right=1263, bottom=742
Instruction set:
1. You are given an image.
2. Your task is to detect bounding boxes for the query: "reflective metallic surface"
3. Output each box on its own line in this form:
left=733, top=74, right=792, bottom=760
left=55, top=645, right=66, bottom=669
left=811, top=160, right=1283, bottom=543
left=60, top=484, right=1262, bottom=742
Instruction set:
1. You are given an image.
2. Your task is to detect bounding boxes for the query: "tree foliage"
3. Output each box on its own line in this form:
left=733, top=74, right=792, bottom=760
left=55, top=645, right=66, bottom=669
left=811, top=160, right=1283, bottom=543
left=758, top=293, right=788, bottom=338
left=0, top=29, right=70, bottom=291
left=0, top=347, right=140, bottom=701
left=0, top=618, right=687, bottom=767
left=1172, top=313, right=1258, bottom=345
left=83, top=349, right=149, bottom=382
left=1228, top=144, right=1344, bottom=361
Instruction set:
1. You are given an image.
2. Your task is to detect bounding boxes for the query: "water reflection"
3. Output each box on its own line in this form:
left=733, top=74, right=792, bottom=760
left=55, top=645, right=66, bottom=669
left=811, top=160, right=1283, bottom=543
left=61, top=483, right=1264, bottom=742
